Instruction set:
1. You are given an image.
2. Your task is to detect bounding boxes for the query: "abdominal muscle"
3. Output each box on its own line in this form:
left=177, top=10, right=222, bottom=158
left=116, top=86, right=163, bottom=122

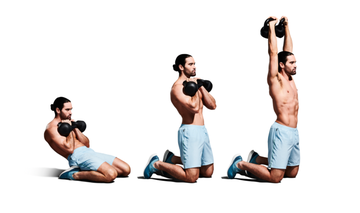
left=181, top=110, right=205, bottom=125
left=273, top=98, right=298, bottom=128
left=50, top=137, right=85, bottom=159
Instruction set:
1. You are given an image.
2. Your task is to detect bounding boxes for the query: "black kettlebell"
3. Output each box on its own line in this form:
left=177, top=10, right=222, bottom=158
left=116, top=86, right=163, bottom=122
left=197, top=79, right=213, bottom=93
left=57, top=122, right=73, bottom=137
left=275, top=18, right=285, bottom=38
left=183, top=81, right=199, bottom=97
left=260, top=18, right=285, bottom=39
left=57, top=120, right=87, bottom=137
left=72, top=120, right=87, bottom=132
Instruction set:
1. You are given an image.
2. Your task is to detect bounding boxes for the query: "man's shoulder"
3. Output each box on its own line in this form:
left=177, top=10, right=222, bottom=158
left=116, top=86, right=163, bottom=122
left=46, top=119, right=58, bottom=130
left=44, top=120, right=58, bottom=138
left=171, top=81, right=183, bottom=94
left=268, top=72, right=282, bottom=86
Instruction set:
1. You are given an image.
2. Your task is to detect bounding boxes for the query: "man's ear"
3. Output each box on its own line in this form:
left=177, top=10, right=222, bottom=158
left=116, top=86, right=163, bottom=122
left=56, top=108, right=61, bottom=115
left=279, top=62, right=285, bottom=69
left=179, top=64, right=184, bottom=71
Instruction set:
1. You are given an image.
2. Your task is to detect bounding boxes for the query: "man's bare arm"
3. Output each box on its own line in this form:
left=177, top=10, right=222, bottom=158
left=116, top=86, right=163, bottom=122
left=45, top=126, right=76, bottom=153
left=282, top=16, right=293, bottom=53
left=199, top=87, right=216, bottom=110
left=172, top=84, right=200, bottom=114
left=73, top=128, right=89, bottom=147
left=268, top=17, right=279, bottom=83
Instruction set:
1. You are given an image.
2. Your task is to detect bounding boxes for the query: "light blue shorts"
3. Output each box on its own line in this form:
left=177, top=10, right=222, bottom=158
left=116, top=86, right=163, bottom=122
left=268, top=122, right=300, bottom=169
left=178, top=124, right=214, bottom=169
left=67, top=146, right=116, bottom=171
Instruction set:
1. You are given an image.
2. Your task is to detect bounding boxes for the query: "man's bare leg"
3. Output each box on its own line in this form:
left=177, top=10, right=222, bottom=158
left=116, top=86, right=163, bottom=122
left=255, top=156, right=268, bottom=165
left=111, top=158, right=131, bottom=177
left=237, top=161, right=284, bottom=183
left=170, top=155, right=182, bottom=164
left=285, top=165, right=299, bottom=178
left=161, top=152, right=213, bottom=179
left=153, top=161, right=199, bottom=183
left=200, top=164, right=214, bottom=178
left=237, top=161, right=298, bottom=183
left=73, top=162, right=117, bottom=183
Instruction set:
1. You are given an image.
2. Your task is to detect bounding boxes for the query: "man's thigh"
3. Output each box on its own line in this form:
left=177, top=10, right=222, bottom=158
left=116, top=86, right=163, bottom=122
left=285, top=165, right=299, bottom=178
left=111, top=157, right=130, bottom=176
left=97, top=161, right=117, bottom=178
left=200, top=164, right=214, bottom=177
left=270, top=168, right=286, bottom=183
left=182, top=167, right=200, bottom=183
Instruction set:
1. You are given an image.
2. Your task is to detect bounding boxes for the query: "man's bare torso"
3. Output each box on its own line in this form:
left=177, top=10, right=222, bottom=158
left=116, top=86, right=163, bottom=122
left=170, top=78, right=205, bottom=125
left=269, top=73, right=299, bottom=128
left=44, top=119, right=85, bottom=159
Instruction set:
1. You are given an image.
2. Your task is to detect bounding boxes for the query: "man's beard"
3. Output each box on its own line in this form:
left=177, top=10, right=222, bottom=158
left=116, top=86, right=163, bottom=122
left=60, top=112, right=71, bottom=120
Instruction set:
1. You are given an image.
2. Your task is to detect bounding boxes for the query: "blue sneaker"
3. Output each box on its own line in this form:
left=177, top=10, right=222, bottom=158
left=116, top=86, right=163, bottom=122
left=144, top=154, right=159, bottom=179
left=247, top=150, right=259, bottom=164
left=227, top=155, right=243, bottom=179
left=59, top=166, right=80, bottom=180
left=163, top=150, right=174, bottom=164
left=158, top=150, right=175, bottom=178
left=246, top=150, right=259, bottom=178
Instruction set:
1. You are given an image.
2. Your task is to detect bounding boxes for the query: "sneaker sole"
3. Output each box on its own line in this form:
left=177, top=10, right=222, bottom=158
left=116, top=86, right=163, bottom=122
left=144, top=153, right=157, bottom=171
left=247, top=150, right=255, bottom=163
left=58, top=166, right=79, bottom=178
left=163, top=150, right=170, bottom=162
left=228, top=154, right=241, bottom=168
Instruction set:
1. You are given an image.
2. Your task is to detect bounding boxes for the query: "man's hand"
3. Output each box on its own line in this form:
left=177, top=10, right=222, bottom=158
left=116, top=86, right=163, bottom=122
left=61, top=119, right=72, bottom=125
left=268, top=16, right=278, bottom=26
left=186, top=78, right=198, bottom=83
left=280, top=16, right=289, bottom=26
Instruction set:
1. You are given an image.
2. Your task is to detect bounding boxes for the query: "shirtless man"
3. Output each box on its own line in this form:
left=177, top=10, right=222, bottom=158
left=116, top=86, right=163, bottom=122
left=44, top=97, right=131, bottom=182
left=227, top=16, right=299, bottom=183
left=143, top=54, right=217, bottom=183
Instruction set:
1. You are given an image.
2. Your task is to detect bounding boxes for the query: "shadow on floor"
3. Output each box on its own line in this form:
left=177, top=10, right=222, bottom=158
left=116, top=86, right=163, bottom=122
left=137, top=176, right=185, bottom=183
left=31, top=167, right=128, bottom=183
left=221, top=176, right=268, bottom=183
left=31, top=167, right=64, bottom=177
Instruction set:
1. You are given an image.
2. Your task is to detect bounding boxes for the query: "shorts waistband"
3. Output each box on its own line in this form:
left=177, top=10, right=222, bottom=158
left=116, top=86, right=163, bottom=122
left=180, top=124, right=205, bottom=129
left=271, top=122, right=297, bottom=131
left=67, top=146, right=90, bottom=161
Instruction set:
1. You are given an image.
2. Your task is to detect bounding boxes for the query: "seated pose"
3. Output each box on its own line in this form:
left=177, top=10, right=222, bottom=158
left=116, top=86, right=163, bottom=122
left=227, top=16, right=300, bottom=183
left=44, top=97, right=130, bottom=182
left=143, top=54, right=217, bottom=183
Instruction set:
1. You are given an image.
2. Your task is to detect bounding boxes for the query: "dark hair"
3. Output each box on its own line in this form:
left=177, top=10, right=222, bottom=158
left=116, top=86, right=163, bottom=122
left=278, top=51, right=294, bottom=72
left=51, top=97, right=71, bottom=116
left=173, top=54, right=192, bottom=73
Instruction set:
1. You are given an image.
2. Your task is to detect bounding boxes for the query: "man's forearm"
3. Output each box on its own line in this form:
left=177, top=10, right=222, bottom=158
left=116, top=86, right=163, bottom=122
left=64, top=131, right=76, bottom=151
left=74, top=129, right=90, bottom=147
left=268, top=24, right=278, bottom=56
left=199, top=87, right=216, bottom=110
left=188, top=91, right=201, bottom=113
left=283, top=23, right=293, bottom=52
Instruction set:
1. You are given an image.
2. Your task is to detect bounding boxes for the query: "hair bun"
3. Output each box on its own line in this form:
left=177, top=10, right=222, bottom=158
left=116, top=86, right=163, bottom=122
left=173, top=64, right=179, bottom=71
left=50, top=104, right=54, bottom=111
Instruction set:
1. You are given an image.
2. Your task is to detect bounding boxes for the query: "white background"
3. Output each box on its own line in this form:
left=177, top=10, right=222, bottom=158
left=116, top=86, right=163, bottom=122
left=1, top=0, right=359, bottom=212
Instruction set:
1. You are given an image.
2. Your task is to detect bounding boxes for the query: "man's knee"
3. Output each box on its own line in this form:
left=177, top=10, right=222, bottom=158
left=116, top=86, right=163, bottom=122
left=122, top=164, right=131, bottom=177
left=200, top=164, right=214, bottom=178
left=185, top=169, right=200, bottom=183
left=270, top=176, right=283, bottom=183
left=270, top=168, right=285, bottom=183
left=186, top=174, right=199, bottom=183
left=112, top=158, right=131, bottom=177
left=106, top=168, right=118, bottom=182
left=285, top=166, right=299, bottom=178
left=101, top=166, right=118, bottom=183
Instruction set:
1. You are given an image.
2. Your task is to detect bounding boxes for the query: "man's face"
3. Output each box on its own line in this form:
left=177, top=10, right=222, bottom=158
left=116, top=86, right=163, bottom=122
left=182, top=57, right=196, bottom=77
left=283, top=55, right=297, bottom=75
left=58, top=102, right=72, bottom=120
